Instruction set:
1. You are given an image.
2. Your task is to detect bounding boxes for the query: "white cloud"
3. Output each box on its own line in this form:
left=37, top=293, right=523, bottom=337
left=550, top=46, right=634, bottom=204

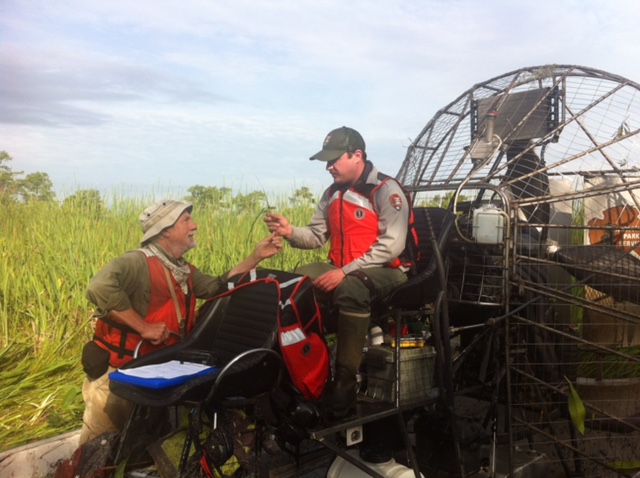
left=2, top=0, right=640, bottom=197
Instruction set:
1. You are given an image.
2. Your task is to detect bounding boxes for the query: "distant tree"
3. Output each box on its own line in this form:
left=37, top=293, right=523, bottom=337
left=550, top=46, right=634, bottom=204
left=289, top=186, right=316, bottom=205
left=234, top=191, right=268, bottom=212
left=185, top=185, right=233, bottom=210
left=0, top=150, right=11, bottom=173
left=19, top=172, right=55, bottom=202
left=62, top=189, right=104, bottom=218
left=0, top=151, right=22, bottom=201
left=0, top=151, right=57, bottom=204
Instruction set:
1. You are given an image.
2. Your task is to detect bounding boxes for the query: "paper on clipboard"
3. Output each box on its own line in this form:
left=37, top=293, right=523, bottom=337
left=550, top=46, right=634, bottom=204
left=117, top=360, right=214, bottom=380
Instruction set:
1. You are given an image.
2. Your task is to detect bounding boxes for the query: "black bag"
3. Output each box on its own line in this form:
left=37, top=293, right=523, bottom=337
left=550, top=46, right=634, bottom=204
left=81, top=341, right=111, bottom=379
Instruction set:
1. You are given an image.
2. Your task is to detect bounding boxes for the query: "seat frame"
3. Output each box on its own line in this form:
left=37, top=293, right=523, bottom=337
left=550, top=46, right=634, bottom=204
left=109, top=279, right=285, bottom=471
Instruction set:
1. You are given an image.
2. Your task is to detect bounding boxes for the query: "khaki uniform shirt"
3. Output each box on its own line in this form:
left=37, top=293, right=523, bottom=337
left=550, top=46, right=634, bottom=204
left=287, top=162, right=410, bottom=275
left=86, top=247, right=228, bottom=318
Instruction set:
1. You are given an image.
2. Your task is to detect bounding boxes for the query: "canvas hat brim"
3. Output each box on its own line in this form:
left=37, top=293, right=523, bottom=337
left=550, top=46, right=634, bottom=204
left=140, top=201, right=193, bottom=244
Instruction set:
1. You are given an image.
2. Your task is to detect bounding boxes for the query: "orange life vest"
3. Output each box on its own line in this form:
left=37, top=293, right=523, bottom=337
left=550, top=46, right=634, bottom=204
left=328, top=187, right=379, bottom=267
left=328, top=175, right=417, bottom=270
left=93, top=254, right=196, bottom=368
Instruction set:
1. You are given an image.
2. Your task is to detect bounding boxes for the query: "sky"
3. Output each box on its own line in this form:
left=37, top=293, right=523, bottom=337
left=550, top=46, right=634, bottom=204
left=2, top=0, right=640, bottom=199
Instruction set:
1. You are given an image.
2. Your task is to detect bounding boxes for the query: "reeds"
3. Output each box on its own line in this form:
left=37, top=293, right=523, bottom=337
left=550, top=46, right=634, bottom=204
left=0, top=193, right=326, bottom=450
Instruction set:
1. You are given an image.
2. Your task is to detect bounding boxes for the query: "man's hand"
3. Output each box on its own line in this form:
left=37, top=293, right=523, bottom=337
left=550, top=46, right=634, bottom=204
left=110, top=309, right=170, bottom=345
left=253, top=235, right=283, bottom=260
left=228, top=235, right=284, bottom=278
left=264, top=213, right=293, bottom=239
left=140, top=321, right=171, bottom=345
left=313, top=268, right=346, bottom=293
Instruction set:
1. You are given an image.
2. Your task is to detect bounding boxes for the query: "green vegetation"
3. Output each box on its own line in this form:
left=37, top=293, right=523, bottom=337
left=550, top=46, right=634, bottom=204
left=0, top=186, right=326, bottom=450
left=0, top=151, right=55, bottom=204
left=578, top=346, right=640, bottom=380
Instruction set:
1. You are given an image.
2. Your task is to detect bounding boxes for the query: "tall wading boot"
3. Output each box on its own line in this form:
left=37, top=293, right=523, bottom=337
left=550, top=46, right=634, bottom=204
left=322, top=311, right=370, bottom=418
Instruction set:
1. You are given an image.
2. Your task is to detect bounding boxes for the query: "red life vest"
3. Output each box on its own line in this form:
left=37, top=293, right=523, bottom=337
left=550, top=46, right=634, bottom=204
left=93, top=254, right=196, bottom=368
left=328, top=187, right=379, bottom=267
left=328, top=174, right=418, bottom=270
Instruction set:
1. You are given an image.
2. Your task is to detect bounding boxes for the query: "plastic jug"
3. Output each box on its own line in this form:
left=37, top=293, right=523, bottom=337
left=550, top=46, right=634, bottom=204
left=472, top=204, right=505, bottom=244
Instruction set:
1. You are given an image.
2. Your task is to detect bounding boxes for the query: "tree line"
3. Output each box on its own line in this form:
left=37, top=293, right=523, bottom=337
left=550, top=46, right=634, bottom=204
left=1, top=149, right=458, bottom=210
left=0, top=151, right=318, bottom=210
left=0, top=151, right=55, bottom=203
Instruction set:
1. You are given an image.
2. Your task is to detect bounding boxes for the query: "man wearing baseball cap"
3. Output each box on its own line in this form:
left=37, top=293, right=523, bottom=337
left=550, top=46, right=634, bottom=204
left=265, top=126, right=416, bottom=418
left=80, top=199, right=282, bottom=444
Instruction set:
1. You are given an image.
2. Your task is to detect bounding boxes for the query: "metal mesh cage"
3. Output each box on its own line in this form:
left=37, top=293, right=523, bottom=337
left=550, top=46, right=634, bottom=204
left=399, top=64, right=640, bottom=477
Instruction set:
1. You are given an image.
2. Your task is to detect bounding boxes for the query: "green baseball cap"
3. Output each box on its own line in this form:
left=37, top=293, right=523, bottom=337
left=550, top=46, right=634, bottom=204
left=310, top=126, right=366, bottom=161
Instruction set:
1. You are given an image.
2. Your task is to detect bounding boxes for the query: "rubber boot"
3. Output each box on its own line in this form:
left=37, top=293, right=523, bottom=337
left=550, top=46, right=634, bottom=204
left=322, top=311, right=370, bottom=418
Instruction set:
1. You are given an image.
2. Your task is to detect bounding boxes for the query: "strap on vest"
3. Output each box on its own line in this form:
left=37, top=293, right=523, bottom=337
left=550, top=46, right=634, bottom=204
left=94, top=315, right=139, bottom=359
left=162, top=266, right=187, bottom=337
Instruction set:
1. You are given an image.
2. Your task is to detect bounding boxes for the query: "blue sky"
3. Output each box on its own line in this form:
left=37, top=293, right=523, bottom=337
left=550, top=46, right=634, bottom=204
left=2, top=0, right=640, bottom=198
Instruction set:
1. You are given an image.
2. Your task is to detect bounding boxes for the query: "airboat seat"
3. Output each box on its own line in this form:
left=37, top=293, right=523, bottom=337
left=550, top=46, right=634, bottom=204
left=551, top=244, right=640, bottom=306
left=109, top=279, right=283, bottom=408
left=384, top=207, right=457, bottom=309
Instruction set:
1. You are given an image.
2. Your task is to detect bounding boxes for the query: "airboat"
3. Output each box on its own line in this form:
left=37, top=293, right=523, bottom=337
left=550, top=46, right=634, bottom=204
left=2, top=64, right=639, bottom=478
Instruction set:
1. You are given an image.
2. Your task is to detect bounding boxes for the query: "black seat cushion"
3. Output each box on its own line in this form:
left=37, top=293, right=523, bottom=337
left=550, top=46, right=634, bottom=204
left=386, top=207, right=456, bottom=309
left=110, top=280, right=282, bottom=407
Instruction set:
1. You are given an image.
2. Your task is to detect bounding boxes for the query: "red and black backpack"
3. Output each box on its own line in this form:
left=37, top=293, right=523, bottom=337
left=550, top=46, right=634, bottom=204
left=222, top=268, right=330, bottom=401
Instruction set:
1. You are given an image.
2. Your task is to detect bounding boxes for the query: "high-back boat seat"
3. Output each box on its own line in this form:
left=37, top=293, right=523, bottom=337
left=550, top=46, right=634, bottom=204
left=383, top=207, right=457, bottom=310
left=109, top=279, right=283, bottom=408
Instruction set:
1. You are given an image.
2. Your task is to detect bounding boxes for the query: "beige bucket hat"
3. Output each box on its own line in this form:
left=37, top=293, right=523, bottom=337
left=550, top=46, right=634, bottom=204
left=139, top=199, right=193, bottom=244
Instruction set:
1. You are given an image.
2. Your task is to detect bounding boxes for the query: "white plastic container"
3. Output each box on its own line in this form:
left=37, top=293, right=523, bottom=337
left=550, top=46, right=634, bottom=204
left=369, top=325, right=384, bottom=346
left=327, top=449, right=424, bottom=478
left=472, top=205, right=505, bottom=244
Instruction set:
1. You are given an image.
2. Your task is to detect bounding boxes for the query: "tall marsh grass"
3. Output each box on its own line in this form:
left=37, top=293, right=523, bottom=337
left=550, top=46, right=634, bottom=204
left=0, top=194, right=326, bottom=450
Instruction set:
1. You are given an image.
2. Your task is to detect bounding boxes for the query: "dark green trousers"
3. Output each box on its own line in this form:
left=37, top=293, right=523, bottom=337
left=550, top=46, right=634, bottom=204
left=293, top=262, right=407, bottom=315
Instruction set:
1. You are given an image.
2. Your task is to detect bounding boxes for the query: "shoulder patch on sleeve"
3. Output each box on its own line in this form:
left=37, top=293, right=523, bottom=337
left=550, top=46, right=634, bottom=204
left=389, top=193, right=402, bottom=211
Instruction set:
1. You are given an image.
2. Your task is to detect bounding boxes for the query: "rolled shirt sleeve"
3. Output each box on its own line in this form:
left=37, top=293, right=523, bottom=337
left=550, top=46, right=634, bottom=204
left=288, top=190, right=331, bottom=249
